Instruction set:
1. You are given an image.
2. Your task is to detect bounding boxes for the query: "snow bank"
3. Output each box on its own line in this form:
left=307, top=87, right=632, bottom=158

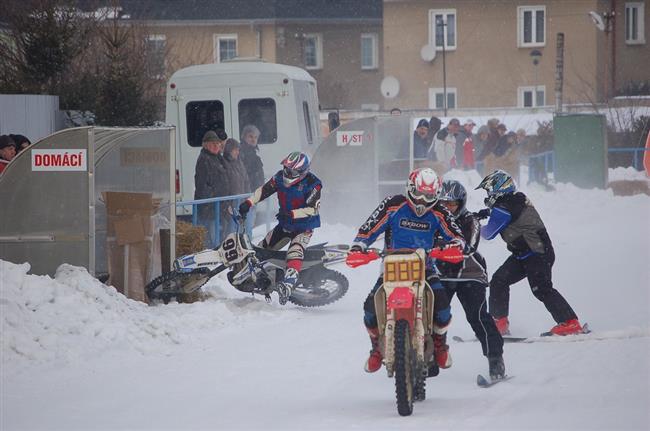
left=0, top=260, right=291, bottom=366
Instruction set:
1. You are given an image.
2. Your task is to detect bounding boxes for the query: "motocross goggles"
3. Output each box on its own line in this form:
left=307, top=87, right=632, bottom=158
left=283, top=166, right=303, bottom=180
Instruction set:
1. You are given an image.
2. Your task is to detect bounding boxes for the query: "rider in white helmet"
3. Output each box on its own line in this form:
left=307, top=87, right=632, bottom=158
left=350, top=168, right=465, bottom=376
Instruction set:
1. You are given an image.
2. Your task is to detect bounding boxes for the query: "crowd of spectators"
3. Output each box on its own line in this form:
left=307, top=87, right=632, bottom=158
left=410, top=116, right=527, bottom=182
left=193, top=125, right=264, bottom=246
left=0, top=134, right=32, bottom=175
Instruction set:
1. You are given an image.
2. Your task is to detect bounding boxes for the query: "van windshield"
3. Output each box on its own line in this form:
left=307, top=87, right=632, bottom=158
left=238, top=98, right=277, bottom=144
left=186, top=101, right=225, bottom=147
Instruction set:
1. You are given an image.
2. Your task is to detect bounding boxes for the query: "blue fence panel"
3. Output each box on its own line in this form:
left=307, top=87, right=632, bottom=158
left=528, top=147, right=649, bottom=185
left=607, top=147, right=649, bottom=171
left=177, top=193, right=272, bottom=248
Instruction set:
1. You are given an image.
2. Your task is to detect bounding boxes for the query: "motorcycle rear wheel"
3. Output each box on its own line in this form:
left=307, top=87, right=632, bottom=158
left=287, top=268, right=349, bottom=307
left=394, top=319, right=415, bottom=416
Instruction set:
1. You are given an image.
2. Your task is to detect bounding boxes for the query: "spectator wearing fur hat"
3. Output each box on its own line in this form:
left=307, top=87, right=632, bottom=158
left=222, top=138, right=252, bottom=236
left=239, top=124, right=265, bottom=191
left=0, top=135, right=17, bottom=175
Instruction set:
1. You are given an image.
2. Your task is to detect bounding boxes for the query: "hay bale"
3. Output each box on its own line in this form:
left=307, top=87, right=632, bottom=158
left=175, top=220, right=207, bottom=256
left=608, top=180, right=650, bottom=196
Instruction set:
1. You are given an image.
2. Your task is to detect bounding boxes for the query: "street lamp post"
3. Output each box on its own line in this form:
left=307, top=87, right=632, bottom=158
left=437, top=17, right=448, bottom=117
left=530, top=49, right=542, bottom=108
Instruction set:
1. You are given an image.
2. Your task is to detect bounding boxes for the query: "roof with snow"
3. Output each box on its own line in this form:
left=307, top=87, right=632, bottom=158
left=76, top=0, right=382, bottom=22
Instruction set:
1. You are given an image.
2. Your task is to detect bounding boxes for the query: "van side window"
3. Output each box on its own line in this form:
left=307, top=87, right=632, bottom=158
left=303, top=102, right=313, bottom=145
left=238, top=98, right=277, bottom=144
left=186, top=101, right=225, bottom=147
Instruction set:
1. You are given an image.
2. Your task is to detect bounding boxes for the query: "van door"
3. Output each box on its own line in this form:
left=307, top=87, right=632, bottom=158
left=177, top=89, right=231, bottom=204
left=230, top=86, right=288, bottom=181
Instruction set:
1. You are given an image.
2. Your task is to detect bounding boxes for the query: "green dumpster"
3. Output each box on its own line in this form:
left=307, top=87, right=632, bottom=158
left=554, top=114, right=608, bottom=188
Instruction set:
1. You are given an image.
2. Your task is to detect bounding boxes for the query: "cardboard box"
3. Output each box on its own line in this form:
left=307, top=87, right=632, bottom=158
left=104, top=191, right=161, bottom=302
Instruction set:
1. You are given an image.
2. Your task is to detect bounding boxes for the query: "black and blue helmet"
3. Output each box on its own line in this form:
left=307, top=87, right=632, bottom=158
left=475, top=170, right=517, bottom=208
left=439, top=180, right=468, bottom=216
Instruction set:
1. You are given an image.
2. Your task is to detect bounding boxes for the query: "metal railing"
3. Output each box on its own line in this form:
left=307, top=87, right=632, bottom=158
left=176, top=193, right=272, bottom=247
left=607, top=147, right=649, bottom=171
left=527, top=147, right=649, bottom=185
left=528, top=151, right=556, bottom=185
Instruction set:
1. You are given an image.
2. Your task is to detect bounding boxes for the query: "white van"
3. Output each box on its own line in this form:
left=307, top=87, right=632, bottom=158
left=165, top=60, right=321, bottom=207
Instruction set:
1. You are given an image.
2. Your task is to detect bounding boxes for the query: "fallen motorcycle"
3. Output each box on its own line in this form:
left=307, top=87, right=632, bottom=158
left=346, top=246, right=463, bottom=416
left=146, top=218, right=350, bottom=307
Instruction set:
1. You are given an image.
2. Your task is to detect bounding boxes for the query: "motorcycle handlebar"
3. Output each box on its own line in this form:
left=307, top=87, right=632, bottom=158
left=345, top=246, right=464, bottom=268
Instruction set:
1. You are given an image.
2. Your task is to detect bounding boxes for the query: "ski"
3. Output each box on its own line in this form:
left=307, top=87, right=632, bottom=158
left=477, top=374, right=514, bottom=388
left=452, top=335, right=529, bottom=343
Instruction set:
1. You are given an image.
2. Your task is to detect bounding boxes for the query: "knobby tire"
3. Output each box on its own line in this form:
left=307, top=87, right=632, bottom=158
left=394, top=319, right=415, bottom=416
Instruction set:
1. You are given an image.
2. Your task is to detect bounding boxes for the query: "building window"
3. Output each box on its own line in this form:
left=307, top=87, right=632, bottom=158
left=304, top=33, right=323, bottom=69
left=185, top=100, right=225, bottom=148
left=429, top=9, right=457, bottom=50
left=361, top=33, right=378, bottom=70
left=518, top=6, right=545, bottom=47
left=518, top=86, right=545, bottom=108
left=429, top=88, right=457, bottom=110
left=145, top=34, right=166, bottom=78
left=214, top=34, right=237, bottom=63
left=625, top=3, right=646, bottom=44
left=238, top=98, right=277, bottom=144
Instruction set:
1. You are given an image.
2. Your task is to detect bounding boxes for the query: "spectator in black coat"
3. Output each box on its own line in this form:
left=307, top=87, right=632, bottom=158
left=240, top=125, right=265, bottom=190
left=194, top=129, right=230, bottom=246
left=413, top=118, right=432, bottom=159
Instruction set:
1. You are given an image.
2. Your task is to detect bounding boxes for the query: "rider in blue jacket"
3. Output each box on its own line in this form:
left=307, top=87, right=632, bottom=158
left=239, top=151, right=322, bottom=305
left=350, top=168, right=465, bottom=375
left=476, top=170, right=583, bottom=336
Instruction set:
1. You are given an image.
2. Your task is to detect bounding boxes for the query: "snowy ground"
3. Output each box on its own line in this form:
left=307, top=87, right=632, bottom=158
left=2, top=171, right=649, bottom=430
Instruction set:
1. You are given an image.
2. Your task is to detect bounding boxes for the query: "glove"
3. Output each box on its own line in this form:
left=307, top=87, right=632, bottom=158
left=238, top=200, right=252, bottom=217
left=441, top=238, right=463, bottom=250
left=474, top=208, right=491, bottom=220
left=350, top=242, right=367, bottom=253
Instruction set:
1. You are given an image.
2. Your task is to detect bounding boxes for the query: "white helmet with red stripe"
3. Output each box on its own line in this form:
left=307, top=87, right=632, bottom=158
left=406, top=168, right=442, bottom=216
left=281, top=151, right=310, bottom=186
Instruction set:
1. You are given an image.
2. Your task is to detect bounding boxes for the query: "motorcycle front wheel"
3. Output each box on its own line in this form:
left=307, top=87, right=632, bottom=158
left=145, top=268, right=211, bottom=304
left=287, top=267, right=349, bottom=307
left=394, top=319, right=415, bottom=416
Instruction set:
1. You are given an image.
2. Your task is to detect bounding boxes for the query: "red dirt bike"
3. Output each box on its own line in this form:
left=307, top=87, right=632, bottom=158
left=346, top=246, right=463, bottom=416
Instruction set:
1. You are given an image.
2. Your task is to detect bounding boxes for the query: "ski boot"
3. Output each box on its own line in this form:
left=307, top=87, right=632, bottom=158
left=548, top=318, right=583, bottom=336
left=433, top=333, right=452, bottom=369
left=276, top=268, right=298, bottom=305
left=493, top=316, right=510, bottom=336
left=365, top=327, right=383, bottom=373
left=488, top=355, right=506, bottom=380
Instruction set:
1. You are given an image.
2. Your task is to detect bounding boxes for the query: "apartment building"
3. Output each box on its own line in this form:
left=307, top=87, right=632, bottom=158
left=382, top=0, right=649, bottom=110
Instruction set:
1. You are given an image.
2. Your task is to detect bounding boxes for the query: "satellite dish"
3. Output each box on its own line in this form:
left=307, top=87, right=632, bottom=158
left=420, top=44, right=437, bottom=62
left=589, top=11, right=606, bottom=31
left=380, top=76, right=400, bottom=99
